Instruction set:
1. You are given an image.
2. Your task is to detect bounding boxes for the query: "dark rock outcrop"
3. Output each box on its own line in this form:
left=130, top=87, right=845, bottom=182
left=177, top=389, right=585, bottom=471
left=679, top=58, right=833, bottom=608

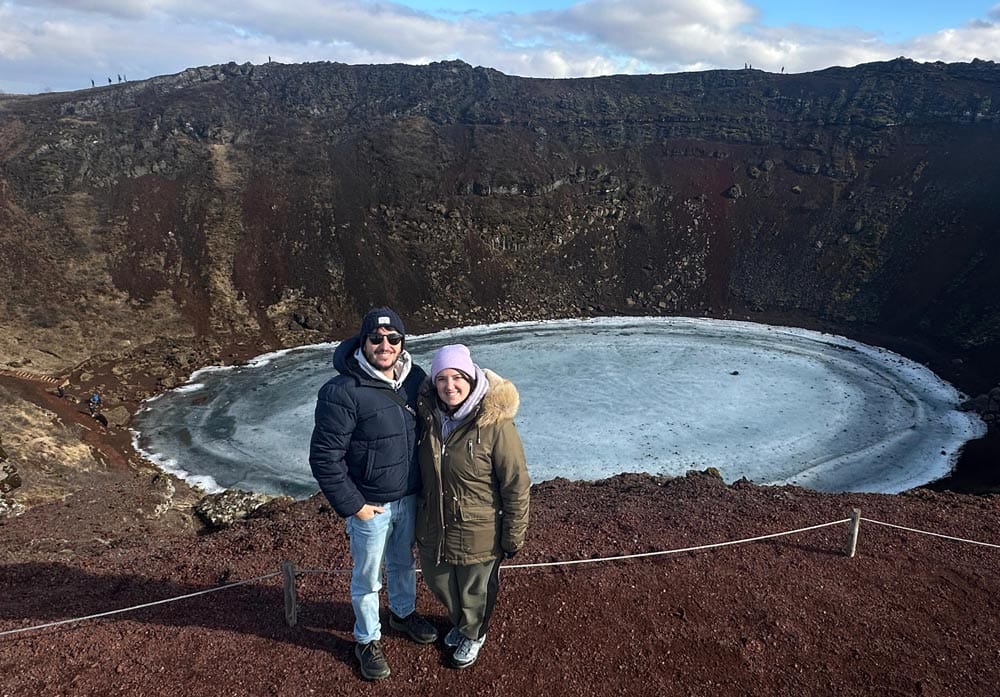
left=962, top=386, right=1000, bottom=431
left=1, top=462, right=21, bottom=494
left=0, top=440, right=24, bottom=517
left=194, top=488, right=285, bottom=528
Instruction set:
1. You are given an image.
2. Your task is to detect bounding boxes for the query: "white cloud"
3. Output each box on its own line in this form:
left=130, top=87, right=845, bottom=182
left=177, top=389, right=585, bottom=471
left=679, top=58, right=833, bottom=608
left=157, top=0, right=471, bottom=58
left=741, top=25, right=893, bottom=73
left=902, top=21, right=1000, bottom=64
left=15, top=0, right=161, bottom=20
left=559, top=0, right=758, bottom=36
left=1, top=0, right=1000, bottom=94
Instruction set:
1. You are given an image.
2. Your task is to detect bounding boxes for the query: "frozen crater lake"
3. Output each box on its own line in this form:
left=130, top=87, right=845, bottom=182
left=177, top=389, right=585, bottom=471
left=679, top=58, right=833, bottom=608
left=132, top=317, right=986, bottom=497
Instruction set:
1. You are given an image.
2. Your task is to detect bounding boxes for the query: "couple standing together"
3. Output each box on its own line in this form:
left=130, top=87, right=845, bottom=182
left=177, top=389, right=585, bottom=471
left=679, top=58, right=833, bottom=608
left=309, top=307, right=531, bottom=680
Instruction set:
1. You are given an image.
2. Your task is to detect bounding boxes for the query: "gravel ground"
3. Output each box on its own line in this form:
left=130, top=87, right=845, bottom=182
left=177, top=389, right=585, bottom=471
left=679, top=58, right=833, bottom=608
left=2, top=468, right=999, bottom=697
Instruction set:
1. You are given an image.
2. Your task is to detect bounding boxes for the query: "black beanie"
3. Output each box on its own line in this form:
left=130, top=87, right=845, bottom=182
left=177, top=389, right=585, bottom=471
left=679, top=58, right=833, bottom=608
left=359, top=307, right=405, bottom=338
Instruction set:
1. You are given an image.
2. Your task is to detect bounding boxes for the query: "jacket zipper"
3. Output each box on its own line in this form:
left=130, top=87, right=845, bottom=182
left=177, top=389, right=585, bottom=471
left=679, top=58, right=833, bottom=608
left=435, top=418, right=475, bottom=565
left=439, top=440, right=447, bottom=564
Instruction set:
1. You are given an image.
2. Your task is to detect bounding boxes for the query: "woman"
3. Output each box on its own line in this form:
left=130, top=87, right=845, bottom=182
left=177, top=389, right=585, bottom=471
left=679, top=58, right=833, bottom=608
left=416, top=344, right=531, bottom=669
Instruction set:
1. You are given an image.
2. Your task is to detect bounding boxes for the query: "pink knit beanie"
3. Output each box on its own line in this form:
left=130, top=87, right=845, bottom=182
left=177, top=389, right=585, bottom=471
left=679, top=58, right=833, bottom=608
left=431, top=344, right=476, bottom=381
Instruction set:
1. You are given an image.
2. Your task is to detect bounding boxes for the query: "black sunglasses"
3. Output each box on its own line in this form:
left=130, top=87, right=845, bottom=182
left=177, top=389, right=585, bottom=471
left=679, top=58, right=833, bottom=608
left=367, top=332, right=403, bottom=346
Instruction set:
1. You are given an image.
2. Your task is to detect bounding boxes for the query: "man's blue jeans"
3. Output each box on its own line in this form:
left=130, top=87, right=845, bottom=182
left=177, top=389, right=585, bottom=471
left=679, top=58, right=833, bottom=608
left=345, top=494, right=418, bottom=643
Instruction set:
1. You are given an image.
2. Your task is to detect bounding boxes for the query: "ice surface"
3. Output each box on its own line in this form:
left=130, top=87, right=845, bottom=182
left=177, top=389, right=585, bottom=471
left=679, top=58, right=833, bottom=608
left=130, top=317, right=986, bottom=498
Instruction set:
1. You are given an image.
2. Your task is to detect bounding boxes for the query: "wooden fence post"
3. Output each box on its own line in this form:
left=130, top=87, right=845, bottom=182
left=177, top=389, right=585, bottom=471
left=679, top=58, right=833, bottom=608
left=282, top=560, right=298, bottom=627
left=845, top=508, right=862, bottom=558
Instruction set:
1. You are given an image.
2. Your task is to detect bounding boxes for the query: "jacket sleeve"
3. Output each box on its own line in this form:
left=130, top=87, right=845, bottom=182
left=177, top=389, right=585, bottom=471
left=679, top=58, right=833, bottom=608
left=492, top=420, right=531, bottom=553
left=309, top=381, right=365, bottom=518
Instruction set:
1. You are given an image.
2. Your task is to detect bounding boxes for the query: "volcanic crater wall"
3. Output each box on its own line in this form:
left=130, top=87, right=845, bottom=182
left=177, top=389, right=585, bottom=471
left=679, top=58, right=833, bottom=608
left=1, top=57, right=999, bottom=389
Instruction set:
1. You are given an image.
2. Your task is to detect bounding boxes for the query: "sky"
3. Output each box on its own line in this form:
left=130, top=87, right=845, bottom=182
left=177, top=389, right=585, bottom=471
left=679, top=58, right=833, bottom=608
left=131, top=318, right=985, bottom=498
left=1, top=1, right=1000, bottom=95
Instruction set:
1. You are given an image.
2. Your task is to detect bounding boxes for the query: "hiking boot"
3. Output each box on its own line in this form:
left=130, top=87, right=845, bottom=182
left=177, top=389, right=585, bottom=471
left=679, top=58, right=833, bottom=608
left=450, top=634, right=486, bottom=669
left=389, top=611, right=438, bottom=644
left=354, top=640, right=391, bottom=681
left=443, top=626, right=463, bottom=648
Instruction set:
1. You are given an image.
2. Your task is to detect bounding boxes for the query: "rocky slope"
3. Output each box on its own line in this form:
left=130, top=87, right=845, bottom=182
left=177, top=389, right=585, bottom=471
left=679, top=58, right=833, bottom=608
left=2, top=57, right=999, bottom=483
left=3, top=57, right=999, bottom=503
left=2, top=58, right=1000, bottom=695
left=2, top=58, right=1000, bottom=379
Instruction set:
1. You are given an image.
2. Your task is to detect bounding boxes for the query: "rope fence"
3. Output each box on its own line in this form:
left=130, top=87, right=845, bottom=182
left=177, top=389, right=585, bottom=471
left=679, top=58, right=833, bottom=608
left=0, top=572, right=280, bottom=638
left=3, top=507, right=998, bottom=638
left=503, top=518, right=852, bottom=569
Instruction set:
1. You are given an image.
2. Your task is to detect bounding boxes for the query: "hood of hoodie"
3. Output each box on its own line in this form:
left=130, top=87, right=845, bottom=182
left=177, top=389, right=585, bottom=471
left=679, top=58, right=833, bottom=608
left=332, top=334, right=361, bottom=374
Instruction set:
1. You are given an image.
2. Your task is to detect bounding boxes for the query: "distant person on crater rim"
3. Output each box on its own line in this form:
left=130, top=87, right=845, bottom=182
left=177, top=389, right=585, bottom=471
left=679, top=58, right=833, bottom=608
left=309, top=307, right=438, bottom=681
left=415, top=343, right=531, bottom=669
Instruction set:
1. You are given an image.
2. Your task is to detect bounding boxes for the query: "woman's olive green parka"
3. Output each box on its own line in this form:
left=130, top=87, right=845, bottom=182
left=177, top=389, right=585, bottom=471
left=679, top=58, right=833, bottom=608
left=415, top=369, right=530, bottom=566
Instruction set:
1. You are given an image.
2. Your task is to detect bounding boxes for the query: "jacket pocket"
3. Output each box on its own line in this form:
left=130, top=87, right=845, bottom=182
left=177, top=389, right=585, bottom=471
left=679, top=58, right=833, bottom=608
left=457, top=505, right=500, bottom=556
left=364, top=448, right=377, bottom=481
left=468, top=439, right=493, bottom=478
left=458, top=505, right=497, bottom=522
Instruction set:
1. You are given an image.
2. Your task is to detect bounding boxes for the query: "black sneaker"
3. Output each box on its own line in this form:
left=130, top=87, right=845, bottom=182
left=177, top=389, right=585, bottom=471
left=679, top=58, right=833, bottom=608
left=389, top=611, right=439, bottom=644
left=354, top=640, right=391, bottom=681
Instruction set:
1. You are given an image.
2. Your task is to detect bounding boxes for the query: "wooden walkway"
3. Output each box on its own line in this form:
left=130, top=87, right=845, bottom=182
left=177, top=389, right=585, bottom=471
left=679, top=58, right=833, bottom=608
left=0, top=368, right=67, bottom=386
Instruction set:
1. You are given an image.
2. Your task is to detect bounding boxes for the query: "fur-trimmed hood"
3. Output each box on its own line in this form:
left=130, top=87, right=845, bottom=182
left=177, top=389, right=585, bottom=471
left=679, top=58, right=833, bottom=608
left=477, top=368, right=520, bottom=426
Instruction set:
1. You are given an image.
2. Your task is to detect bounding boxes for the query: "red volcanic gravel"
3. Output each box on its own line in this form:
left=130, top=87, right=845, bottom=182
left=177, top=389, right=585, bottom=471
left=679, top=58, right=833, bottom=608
left=2, top=472, right=999, bottom=696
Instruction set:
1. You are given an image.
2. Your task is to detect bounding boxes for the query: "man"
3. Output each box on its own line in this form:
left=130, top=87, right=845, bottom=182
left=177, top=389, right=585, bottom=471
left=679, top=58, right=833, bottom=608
left=309, top=307, right=438, bottom=680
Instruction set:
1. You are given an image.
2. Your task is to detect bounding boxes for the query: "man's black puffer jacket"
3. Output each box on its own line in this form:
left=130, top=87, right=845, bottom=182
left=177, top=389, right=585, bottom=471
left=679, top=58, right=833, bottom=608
left=309, top=336, right=426, bottom=518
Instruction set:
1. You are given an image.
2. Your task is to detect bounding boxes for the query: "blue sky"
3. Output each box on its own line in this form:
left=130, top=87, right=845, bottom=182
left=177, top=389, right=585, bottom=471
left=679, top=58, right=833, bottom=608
left=1, top=1, right=999, bottom=94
